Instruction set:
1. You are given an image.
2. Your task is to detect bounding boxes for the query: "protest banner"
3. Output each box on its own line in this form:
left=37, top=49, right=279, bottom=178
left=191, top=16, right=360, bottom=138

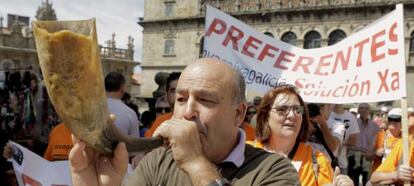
left=7, top=141, right=72, bottom=186
left=205, top=5, right=411, bottom=184
left=204, top=5, right=406, bottom=104
left=7, top=141, right=133, bottom=186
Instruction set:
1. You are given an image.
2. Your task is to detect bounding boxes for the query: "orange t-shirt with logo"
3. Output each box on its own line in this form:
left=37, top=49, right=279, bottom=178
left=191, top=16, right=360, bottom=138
left=248, top=141, right=333, bottom=186
left=43, top=123, right=73, bottom=161
left=375, top=139, right=414, bottom=175
left=372, top=129, right=401, bottom=172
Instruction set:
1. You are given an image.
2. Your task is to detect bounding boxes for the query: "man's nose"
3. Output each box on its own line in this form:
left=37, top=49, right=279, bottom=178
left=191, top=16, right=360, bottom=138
left=182, top=97, right=198, bottom=120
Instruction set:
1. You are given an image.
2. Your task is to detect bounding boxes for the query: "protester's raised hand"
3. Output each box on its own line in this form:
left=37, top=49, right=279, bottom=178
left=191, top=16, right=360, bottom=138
left=395, top=165, right=414, bottom=183
left=3, top=142, right=13, bottom=159
left=311, top=115, right=328, bottom=127
left=333, top=167, right=354, bottom=186
left=69, top=135, right=128, bottom=186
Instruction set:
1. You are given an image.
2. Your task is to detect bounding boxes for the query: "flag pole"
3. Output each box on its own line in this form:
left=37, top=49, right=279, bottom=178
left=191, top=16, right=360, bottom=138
left=395, top=3, right=410, bottom=186
left=401, top=97, right=410, bottom=186
left=402, top=97, right=409, bottom=163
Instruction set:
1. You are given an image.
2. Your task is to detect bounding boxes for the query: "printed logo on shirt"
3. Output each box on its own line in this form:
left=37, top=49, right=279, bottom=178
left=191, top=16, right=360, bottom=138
left=53, top=154, right=69, bottom=161
left=54, top=144, right=73, bottom=151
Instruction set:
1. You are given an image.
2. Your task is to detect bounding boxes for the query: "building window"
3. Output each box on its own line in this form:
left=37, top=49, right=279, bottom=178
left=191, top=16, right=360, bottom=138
left=281, top=31, right=297, bottom=46
left=304, top=31, right=321, bottom=49
left=0, top=59, right=14, bottom=70
left=410, top=31, right=414, bottom=54
left=328, top=29, right=346, bottom=46
left=263, top=31, right=274, bottom=38
left=165, top=3, right=174, bottom=17
left=164, top=39, right=175, bottom=55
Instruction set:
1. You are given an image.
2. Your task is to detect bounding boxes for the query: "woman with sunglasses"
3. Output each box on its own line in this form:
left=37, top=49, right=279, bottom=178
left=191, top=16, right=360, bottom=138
left=245, top=105, right=257, bottom=123
left=249, top=85, right=340, bottom=186
left=241, top=104, right=257, bottom=141
left=370, top=108, right=414, bottom=184
left=371, top=108, right=404, bottom=172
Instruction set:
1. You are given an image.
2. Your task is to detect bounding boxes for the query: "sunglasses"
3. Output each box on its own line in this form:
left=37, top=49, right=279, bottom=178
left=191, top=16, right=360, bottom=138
left=156, top=107, right=171, bottom=113
left=388, top=117, right=401, bottom=122
left=247, top=110, right=256, bottom=115
left=271, top=105, right=304, bottom=116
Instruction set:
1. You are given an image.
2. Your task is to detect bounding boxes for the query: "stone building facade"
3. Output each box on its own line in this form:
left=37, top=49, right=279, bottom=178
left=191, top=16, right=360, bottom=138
left=139, top=0, right=414, bottom=106
left=0, top=0, right=139, bottom=93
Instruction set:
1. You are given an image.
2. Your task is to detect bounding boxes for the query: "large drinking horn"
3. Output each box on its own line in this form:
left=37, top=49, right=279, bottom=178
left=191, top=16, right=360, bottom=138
left=32, top=19, right=163, bottom=155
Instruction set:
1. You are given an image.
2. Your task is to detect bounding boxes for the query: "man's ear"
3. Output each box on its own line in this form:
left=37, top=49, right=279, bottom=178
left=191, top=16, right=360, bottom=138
left=235, top=102, right=247, bottom=128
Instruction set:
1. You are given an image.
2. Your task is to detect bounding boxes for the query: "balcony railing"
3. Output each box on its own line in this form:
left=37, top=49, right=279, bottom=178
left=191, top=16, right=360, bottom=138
left=100, top=46, right=133, bottom=60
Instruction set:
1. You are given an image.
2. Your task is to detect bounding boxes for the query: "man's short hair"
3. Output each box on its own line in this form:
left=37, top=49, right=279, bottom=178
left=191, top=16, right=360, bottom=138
left=105, top=72, right=125, bottom=92
left=122, top=92, right=131, bottom=102
left=166, top=72, right=181, bottom=91
left=307, top=103, right=322, bottom=118
left=358, top=103, right=370, bottom=109
left=233, top=70, right=246, bottom=104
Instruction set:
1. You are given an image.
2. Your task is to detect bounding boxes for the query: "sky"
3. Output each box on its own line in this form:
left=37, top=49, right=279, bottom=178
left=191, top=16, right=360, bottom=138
left=0, top=0, right=144, bottom=61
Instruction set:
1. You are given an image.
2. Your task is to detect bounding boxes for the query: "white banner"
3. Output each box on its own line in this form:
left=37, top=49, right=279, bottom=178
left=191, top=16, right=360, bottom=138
left=8, top=141, right=72, bottom=186
left=7, top=141, right=133, bottom=186
left=204, top=5, right=406, bottom=103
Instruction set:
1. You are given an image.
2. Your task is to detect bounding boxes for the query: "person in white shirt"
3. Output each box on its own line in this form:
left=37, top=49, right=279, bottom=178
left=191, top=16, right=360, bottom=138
left=105, top=72, right=140, bottom=137
left=330, top=104, right=360, bottom=174
left=307, top=103, right=345, bottom=165
left=347, top=103, right=380, bottom=186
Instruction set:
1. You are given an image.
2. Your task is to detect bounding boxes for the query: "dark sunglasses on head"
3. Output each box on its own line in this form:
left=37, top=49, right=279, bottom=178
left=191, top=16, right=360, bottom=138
left=388, top=117, right=401, bottom=122
left=156, top=107, right=171, bottom=113
left=247, top=110, right=256, bottom=115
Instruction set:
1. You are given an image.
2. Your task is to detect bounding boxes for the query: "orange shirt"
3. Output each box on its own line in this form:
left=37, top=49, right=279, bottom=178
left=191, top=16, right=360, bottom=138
left=375, top=139, right=414, bottom=175
left=43, top=123, right=73, bottom=161
left=372, top=129, right=400, bottom=172
left=248, top=141, right=333, bottom=186
left=242, top=122, right=255, bottom=141
left=144, top=113, right=173, bottom=137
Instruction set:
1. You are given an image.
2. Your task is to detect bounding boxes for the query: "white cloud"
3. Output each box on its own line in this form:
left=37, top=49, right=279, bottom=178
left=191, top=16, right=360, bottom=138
left=0, top=0, right=144, bottom=61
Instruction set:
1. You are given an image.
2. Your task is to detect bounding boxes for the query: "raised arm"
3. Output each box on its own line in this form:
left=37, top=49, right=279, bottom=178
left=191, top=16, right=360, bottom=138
left=69, top=135, right=128, bottom=186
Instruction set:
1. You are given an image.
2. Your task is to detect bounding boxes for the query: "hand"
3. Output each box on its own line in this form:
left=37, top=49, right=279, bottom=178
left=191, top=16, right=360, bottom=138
left=376, top=148, right=385, bottom=157
left=311, top=115, right=328, bottom=127
left=153, top=118, right=221, bottom=186
left=3, top=142, right=13, bottom=159
left=333, top=167, right=354, bottom=186
left=153, top=118, right=206, bottom=170
left=69, top=135, right=128, bottom=186
left=395, top=165, right=414, bottom=183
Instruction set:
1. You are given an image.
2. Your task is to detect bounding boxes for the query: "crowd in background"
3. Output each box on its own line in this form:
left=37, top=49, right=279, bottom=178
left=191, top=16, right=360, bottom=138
left=0, top=70, right=60, bottom=185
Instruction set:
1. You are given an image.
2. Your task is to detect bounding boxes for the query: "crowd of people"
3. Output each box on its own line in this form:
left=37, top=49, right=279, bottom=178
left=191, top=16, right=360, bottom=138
left=1, top=58, right=414, bottom=186
left=0, top=70, right=61, bottom=185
